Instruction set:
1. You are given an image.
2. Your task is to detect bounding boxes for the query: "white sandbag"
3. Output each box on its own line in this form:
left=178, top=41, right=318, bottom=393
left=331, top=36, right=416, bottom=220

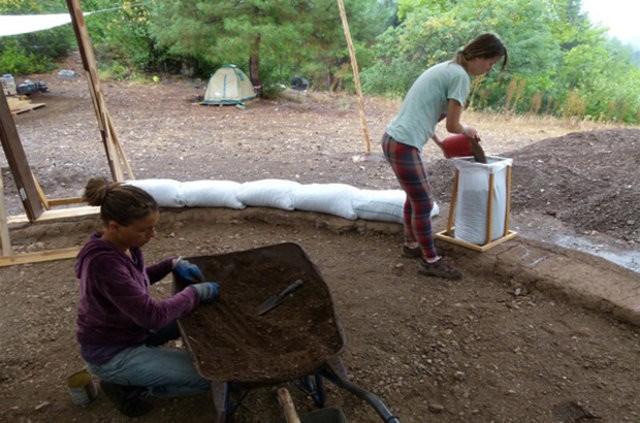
left=453, top=157, right=513, bottom=244
left=236, top=179, right=301, bottom=210
left=125, top=178, right=184, bottom=208
left=292, top=183, right=359, bottom=220
left=352, top=189, right=440, bottom=223
left=181, top=180, right=245, bottom=209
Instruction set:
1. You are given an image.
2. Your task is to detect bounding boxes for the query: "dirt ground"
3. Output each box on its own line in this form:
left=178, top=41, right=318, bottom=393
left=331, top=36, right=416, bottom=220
left=1, top=65, right=639, bottom=423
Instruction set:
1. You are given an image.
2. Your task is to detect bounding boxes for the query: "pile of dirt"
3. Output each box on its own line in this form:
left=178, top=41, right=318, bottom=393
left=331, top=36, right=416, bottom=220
left=426, top=128, right=640, bottom=243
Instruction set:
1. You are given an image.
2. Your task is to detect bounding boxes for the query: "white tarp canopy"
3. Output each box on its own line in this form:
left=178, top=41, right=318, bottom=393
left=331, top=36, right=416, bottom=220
left=0, top=13, right=91, bottom=37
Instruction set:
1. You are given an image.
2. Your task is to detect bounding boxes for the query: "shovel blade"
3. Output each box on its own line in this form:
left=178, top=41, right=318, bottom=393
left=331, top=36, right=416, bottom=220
left=470, top=138, right=487, bottom=163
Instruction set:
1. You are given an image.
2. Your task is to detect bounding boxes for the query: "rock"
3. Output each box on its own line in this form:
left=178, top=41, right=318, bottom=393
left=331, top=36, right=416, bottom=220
left=34, top=401, right=50, bottom=411
left=428, top=402, right=445, bottom=413
left=454, top=370, right=466, bottom=381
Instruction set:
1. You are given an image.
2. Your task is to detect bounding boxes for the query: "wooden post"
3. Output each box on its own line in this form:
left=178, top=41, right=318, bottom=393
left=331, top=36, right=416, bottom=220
left=446, top=170, right=459, bottom=235
left=503, top=165, right=512, bottom=235
left=485, top=172, right=495, bottom=245
left=336, top=0, right=372, bottom=154
left=0, top=171, right=13, bottom=256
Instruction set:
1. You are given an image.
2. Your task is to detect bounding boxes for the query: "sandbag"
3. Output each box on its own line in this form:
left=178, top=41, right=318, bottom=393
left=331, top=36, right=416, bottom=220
left=292, top=183, right=359, bottom=220
left=125, top=178, right=184, bottom=208
left=352, top=189, right=439, bottom=223
left=236, top=179, right=301, bottom=210
left=181, top=180, right=245, bottom=209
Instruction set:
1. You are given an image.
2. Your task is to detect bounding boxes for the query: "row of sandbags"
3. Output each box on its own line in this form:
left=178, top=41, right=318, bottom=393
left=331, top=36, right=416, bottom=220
left=126, top=178, right=440, bottom=223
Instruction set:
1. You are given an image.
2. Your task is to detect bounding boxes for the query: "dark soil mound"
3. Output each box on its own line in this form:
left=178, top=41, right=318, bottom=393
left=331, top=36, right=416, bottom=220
left=428, top=128, right=640, bottom=242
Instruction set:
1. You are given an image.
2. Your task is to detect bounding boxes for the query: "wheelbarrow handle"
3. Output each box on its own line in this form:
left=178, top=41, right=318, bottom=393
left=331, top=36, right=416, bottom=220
left=276, top=387, right=301, bottom=423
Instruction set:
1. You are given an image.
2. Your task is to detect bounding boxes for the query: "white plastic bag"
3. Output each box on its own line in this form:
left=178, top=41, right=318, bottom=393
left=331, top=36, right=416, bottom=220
left=453, top=157, right=513, bottom=244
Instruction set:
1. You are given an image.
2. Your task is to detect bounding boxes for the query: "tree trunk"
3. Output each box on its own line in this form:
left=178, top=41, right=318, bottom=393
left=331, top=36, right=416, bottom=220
left=249, top=34, right=261, bottom=96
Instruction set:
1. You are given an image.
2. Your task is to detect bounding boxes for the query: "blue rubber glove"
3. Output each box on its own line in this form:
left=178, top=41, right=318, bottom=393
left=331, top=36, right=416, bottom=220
left=172, top=257, right=205, bottom=284
left=190, top=282, right=220, bottom=303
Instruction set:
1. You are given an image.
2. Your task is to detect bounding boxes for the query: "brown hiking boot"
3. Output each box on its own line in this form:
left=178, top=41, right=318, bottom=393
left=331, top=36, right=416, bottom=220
left=418, top=257, right=463, bottom=280
left=402, top=245, right=422, bottom=258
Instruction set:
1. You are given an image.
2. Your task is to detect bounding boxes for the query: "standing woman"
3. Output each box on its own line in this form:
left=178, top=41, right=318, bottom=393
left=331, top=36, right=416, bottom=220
left=382, top=33, right=508, bottom=280
left=75, top=177, right=219, bottom=416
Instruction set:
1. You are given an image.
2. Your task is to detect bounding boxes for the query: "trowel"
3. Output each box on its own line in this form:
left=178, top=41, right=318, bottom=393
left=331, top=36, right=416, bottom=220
left=257, top=279, right=304, bottom=316
left=470, top=137, right=487, bottom=163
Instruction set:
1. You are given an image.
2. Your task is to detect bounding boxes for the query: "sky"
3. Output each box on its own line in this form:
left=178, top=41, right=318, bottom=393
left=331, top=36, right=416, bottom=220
left=580, top=0, right=640, bottom=48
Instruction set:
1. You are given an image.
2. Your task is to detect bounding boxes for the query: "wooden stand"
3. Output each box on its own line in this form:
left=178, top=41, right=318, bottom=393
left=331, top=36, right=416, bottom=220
left=0, top=168, right=99, bottom=267
left=436, top=165, right=517, bottom=252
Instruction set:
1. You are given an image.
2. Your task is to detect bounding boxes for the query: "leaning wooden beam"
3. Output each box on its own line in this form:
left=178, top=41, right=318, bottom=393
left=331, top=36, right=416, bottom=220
left=31, top=171, right=51, bottom=209
left=336, top=0, right=372, bottom=154
left=107, top=113, right=135, bottom=179
left=66, top=0, right=129, bottom=182
left=0, top=87, right=44, bottom=221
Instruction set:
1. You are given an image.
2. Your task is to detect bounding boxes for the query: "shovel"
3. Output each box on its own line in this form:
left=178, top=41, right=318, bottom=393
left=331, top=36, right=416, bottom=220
left=257, top=279, right=304, bottom=316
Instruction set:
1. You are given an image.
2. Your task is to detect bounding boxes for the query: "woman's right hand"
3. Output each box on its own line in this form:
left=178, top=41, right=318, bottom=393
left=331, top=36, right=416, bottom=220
left=462, top=125, right=479, bottom=140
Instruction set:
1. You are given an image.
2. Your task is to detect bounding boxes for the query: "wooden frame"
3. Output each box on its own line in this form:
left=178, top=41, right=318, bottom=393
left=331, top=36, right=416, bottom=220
left=0, top=0, right=132, bottom=267
left=436, top=165, right=517, bottom=252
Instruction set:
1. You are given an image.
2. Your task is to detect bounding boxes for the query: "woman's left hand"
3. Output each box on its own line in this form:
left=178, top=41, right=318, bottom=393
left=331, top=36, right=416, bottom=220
left=172, top=257, right=205, bottom=284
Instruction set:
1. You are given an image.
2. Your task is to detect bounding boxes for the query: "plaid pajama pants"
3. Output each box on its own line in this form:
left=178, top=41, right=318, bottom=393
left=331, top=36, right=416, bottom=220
left=381, top=132, right=438, bottom=259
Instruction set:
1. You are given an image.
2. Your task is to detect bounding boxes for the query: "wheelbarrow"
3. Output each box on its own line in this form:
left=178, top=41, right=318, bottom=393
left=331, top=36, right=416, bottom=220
left=173, top=242, right=400, bottom=423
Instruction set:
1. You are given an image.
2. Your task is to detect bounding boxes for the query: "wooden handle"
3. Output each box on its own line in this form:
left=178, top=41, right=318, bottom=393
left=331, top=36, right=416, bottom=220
left=278, top=279, right=304, bottom=299
left=276, top=387, right=301, bottom=423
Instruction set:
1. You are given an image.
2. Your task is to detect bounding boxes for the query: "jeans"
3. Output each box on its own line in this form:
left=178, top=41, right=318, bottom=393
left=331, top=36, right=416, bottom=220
left=87, top=322, right=211, bottom=397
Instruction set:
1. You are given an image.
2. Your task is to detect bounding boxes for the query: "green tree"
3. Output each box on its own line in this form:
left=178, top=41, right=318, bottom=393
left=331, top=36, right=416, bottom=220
left=362, top=0, right=640, bottom=123
left=147, top=0, right=391, bottom=95
left=363, top=0, right=563, bottom=109
left=0, top=0, right=74, bottom=74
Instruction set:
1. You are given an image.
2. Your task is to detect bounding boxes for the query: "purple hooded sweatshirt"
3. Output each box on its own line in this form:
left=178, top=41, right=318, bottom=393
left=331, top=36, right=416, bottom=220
left=75, top=232, right=199, bottom=365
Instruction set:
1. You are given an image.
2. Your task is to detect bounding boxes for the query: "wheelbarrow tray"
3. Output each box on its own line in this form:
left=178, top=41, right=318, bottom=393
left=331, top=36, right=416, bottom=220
left=173, top=242, right=346, bottom=385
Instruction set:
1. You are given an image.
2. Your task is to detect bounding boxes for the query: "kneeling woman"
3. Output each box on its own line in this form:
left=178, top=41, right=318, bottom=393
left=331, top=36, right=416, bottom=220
left=75, top=177, right=219, bottom=416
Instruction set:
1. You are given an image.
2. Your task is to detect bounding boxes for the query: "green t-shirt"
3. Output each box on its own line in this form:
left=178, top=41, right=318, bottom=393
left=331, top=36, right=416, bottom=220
left=386, top=61, right=470, bottom=151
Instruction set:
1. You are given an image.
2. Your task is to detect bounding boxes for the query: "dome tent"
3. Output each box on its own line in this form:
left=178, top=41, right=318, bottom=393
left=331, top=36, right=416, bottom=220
left=202, top=64, right=257, bottom=106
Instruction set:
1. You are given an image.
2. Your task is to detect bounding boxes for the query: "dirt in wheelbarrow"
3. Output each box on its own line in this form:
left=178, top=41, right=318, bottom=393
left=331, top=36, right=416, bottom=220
left=175, top=243, right=345, bottom=385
